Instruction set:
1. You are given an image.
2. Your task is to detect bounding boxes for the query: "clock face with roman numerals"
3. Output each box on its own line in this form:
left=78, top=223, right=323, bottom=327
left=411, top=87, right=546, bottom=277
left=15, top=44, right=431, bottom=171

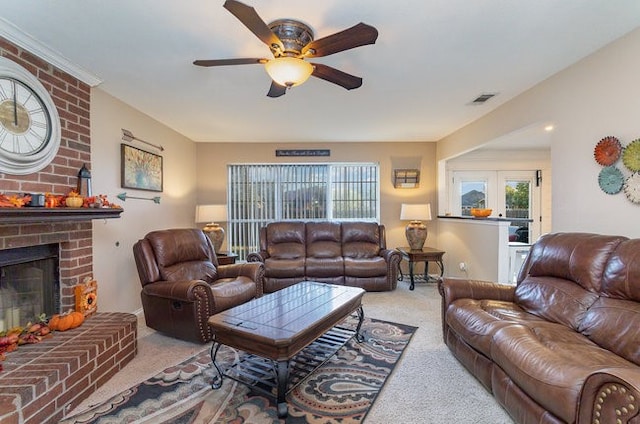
left=0, top=57, right=60, bottom=175
left=0, top=77, right=52, bottom=155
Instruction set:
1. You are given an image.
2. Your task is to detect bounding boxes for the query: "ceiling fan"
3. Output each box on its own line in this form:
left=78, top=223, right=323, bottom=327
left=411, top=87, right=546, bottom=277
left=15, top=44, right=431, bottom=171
left=193, top=0, right=379, bottom=98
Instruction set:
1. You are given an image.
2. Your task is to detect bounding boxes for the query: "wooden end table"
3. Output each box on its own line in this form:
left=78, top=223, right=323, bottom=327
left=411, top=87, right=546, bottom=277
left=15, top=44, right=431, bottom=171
left=207, top=281, right=365, bottom=418
left=396, top=246, right=445, bottom=290
left=216, top=251, right=238, bottom=265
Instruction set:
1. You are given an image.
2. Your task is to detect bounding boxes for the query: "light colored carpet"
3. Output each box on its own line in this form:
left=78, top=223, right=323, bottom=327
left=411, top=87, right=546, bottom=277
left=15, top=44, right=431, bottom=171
left=73, top=281, right=514, bottom=423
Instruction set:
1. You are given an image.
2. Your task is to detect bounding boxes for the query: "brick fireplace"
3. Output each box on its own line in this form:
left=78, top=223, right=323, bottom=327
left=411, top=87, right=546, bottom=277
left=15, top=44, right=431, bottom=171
left=0, top=39, right=136, bottom=424
left=0, top=38, right=94, bottom=307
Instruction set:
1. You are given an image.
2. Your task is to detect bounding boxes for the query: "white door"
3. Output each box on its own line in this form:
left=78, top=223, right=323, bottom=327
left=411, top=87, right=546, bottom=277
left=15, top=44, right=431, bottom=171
left=451, top=170, right=541, bottom=243
left=496, top=171, right=541, bottom=244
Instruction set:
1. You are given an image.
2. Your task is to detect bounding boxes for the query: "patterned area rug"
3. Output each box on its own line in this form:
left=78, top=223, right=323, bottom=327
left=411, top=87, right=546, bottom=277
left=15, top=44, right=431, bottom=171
left=63, top=317, right=416, bottom=424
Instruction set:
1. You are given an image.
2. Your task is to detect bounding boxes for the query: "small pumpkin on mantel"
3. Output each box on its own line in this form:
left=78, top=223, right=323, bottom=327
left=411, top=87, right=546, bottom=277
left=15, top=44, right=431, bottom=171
left=48, top=310, right=85, bottom=332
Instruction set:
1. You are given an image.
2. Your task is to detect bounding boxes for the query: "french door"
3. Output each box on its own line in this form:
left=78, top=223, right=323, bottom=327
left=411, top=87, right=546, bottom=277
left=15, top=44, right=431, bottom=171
left=451, top=170, right=541, bottom=243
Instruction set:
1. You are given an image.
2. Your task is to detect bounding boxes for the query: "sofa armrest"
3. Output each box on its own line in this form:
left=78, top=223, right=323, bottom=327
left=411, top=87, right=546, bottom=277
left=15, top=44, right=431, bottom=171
left=141, top=279, right=212, bottom=302
left=380, top=248, right=401, bottom=263
left=578, top=368, right=640, bottom=424
left=439, top=278, right=517, bottom=343
left=380, top=248, right=402, bottom=289
left=217, top=262, right=265, bottom=297
left=440, top=277, right=516, bottom=305
left=247, top=251, right=268, bottom=262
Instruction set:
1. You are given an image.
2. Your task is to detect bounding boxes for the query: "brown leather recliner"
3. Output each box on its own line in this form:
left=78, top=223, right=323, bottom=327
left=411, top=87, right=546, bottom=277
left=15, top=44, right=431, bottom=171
left=133, top=228, right=264, bottom=343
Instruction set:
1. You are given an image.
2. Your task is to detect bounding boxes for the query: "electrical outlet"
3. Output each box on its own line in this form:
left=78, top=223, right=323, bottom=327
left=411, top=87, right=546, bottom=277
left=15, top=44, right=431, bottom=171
left=459, top=262, right=467, bottom=272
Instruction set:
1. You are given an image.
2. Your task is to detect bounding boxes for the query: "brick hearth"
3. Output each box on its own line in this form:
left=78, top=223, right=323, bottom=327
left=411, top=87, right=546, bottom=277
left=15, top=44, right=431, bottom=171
left=0, top=313, right=137, bottom=424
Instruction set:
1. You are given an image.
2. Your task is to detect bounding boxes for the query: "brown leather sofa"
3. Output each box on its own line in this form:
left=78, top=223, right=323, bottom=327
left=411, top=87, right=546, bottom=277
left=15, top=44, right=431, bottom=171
left=440, top=232, right=640, bottom=424
left=247, top=221, right=401, bottom=293
left=133, top=228, right=264, bottom=343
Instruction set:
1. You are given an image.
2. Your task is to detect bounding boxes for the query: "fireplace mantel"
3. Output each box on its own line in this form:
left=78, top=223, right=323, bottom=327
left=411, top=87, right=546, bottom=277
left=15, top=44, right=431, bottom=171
left=0, top=207, right=123, bottom=224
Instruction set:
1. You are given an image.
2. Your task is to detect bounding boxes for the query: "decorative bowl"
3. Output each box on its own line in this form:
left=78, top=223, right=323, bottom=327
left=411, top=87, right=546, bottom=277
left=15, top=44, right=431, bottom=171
left=470, top=208, right=492, bottom=218
left=65, top=196, right=84, bottom=208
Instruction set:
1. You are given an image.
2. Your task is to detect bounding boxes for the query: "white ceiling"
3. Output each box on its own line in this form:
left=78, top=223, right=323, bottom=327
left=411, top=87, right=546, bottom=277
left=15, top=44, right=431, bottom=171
left=1, top=1, right=640, bottom=144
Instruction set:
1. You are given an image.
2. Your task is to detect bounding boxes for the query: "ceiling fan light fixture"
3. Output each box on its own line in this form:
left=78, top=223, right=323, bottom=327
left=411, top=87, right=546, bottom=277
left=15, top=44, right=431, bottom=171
left=264, top=57, right=313, bottom=87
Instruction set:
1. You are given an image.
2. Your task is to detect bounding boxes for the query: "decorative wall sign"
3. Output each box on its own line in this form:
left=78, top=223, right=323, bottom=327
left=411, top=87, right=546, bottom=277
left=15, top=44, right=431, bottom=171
left=75, top=278, right=98, bottom=317
left=121, top=144, right=163, bottom=192
left=275, top=149, right=330, bottom=157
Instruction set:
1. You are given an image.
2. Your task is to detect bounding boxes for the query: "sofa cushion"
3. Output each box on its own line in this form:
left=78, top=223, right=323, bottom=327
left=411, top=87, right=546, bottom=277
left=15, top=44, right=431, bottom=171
left=342, top=222, right=381, bottom=258
left=266, top=222, right=306, bottom=260
left=344, top=256, right=386, bottom=277
left=306, top=222, right=342, bottom=258
left=491, top=323, right=636, bottom=423
left=306, top=257, right=344, bottom=278
left=576, top=239, right=640, bottom=365
left=264, top=257, right=305, bottom=278
left=601, top=238, right=640, bottom=301
left=146, top=229, right=218, bottom=282
left=579, top=297, right=640, bottom=366
left=210, top=276, right=257, bottom=312
left=446, top=298, right=545, bottom=357
left=515, top=276, right=599, bottom=330
left=524, top=233, right=626, bottom=292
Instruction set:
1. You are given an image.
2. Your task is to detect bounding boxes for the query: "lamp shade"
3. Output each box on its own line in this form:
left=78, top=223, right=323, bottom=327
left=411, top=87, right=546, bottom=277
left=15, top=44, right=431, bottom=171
left=400, top=204, right=432, bottom=222
left=195, top=204, right=227, bottom=223
left=264, top=57, right=314, bottom=87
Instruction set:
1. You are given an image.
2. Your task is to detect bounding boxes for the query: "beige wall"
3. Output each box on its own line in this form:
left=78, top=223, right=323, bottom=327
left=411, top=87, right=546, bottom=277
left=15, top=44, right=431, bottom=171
left=90, top=89, right=197, bottom=313
left=88, top=26, right=640, bottom=312
left=437, top=27, right=640, bottom=239
left=195, top=141, right=438, bottom=254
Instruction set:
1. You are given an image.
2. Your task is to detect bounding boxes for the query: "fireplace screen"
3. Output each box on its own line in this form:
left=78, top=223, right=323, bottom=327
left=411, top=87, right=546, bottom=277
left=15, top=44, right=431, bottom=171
left=0, top=244, right=59, bottom=332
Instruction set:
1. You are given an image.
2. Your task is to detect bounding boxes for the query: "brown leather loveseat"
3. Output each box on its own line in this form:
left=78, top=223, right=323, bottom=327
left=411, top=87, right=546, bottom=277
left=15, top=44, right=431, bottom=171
left=440, top=232, right=640, bottom=424
left=133, top=228, right=264, bottom=343
left=247, top=221, right=401, bottom=293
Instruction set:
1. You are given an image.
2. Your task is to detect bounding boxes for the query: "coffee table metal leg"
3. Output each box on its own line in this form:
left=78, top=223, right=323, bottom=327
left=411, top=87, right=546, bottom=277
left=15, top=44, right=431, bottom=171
left=209, top=341, right=224, bottom=389
left=275, top=360, right=290, bottom=418
left=354, top=306, right=365, bottom=342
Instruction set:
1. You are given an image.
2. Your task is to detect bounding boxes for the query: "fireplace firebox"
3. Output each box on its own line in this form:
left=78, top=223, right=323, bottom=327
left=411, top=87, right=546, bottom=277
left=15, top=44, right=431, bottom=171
left=0, top=243, right=59, bottom=332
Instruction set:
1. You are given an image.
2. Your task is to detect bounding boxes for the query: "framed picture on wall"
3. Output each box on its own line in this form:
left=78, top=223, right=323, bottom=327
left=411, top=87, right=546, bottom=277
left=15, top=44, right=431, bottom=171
left=121, top=144, right=163, bottom=192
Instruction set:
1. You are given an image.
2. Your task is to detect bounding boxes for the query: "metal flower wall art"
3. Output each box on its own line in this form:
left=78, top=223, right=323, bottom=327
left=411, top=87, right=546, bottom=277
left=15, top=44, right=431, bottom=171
left=595, top=136, right=640, bottom=204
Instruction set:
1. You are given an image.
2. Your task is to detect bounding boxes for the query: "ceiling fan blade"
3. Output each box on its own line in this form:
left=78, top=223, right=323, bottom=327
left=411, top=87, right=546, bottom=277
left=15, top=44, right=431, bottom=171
left=193, top=58, right=266, bottom=67
left=267, top=81, right=287, bottom=98
left=311, top=63, right=363, bottom=90
left=223, top=0, right=283, bottom=51
left=302, top=23, right=378, bottom=58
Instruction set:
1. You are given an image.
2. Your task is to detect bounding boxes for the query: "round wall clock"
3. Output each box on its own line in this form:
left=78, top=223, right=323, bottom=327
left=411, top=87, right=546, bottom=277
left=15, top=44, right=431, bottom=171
left=623, top=173, right=640, bottom=204
left=622, top=139, right=640, bottom=172
left=0, top=57, right=61, bottom=175
left=598, top=166, right=625, bottom=194
left=594, top=136, right=622, bottom=166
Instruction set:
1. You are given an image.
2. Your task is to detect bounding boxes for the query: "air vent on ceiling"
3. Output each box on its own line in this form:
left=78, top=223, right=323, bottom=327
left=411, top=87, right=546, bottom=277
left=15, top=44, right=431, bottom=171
left=469, top=92, right=498, bottom=105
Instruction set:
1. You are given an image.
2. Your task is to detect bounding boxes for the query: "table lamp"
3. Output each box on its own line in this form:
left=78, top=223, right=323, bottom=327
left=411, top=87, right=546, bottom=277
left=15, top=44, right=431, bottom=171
left=400, top=203, right=432, bottom=250
left=195, top=204, right=227, bottom=253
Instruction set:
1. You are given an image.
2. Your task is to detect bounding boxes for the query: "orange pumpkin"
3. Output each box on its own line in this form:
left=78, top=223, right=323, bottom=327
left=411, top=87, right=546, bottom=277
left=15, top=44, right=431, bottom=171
left=70, top=311, right=85, bottom=328
left=48, top=311, right=85, bottom=331
left=48, top=315, right=61, bottom=330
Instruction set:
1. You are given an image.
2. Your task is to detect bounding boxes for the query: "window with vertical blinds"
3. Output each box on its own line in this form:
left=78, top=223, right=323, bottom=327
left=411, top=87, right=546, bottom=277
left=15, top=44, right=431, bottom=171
left=228, top=163, right=379, bottom=260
